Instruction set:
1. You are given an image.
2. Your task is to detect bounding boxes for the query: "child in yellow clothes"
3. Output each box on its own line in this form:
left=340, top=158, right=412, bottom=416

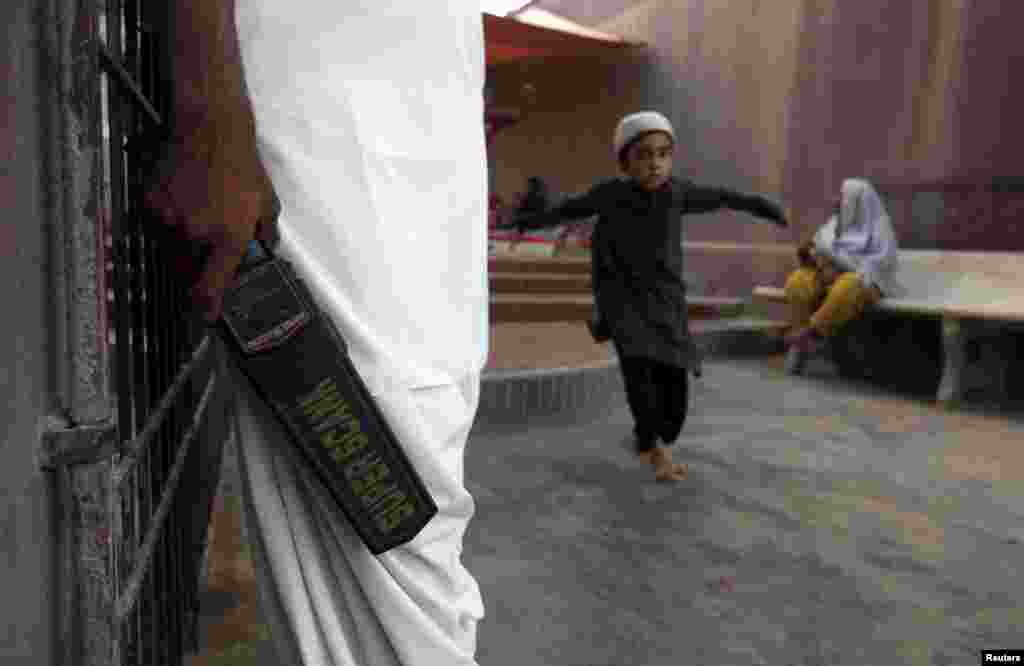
left=783, top=179, right=900, bottom=375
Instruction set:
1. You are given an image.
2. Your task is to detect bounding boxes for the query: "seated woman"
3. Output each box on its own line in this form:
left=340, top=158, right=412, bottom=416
left=783, top=178, right=900, bottom=375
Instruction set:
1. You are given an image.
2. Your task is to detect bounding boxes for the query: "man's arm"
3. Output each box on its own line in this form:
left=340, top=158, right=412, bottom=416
left=681, top=184, right=787, bottom=226
left=146, top=0, right=278, bottom=321
left=159, top=0, right=248, bottom=137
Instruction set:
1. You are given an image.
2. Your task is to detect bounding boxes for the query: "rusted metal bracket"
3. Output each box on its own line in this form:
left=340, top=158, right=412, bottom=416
left=39, top=423, right=120, bottom=470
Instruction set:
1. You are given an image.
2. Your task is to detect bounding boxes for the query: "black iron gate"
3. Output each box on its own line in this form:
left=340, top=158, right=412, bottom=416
left=39, top=0, right=230, bottom=664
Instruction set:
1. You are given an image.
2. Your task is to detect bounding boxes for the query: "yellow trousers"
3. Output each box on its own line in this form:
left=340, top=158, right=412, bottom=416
left=783, top=268, right=881, bottom=337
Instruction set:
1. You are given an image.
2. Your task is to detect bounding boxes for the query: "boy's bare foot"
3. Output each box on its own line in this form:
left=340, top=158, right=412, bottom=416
left=649, top=446, right=687, bottom=482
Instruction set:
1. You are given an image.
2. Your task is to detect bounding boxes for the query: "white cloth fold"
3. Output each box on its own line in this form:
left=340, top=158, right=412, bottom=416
left=231, top=357, right=485, bottom=666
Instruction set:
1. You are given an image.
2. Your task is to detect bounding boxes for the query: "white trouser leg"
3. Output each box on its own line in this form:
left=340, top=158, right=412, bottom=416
left=229, top=357, right=484, bottom=666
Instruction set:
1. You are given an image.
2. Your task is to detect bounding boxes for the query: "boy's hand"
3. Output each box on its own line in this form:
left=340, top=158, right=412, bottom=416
left=755, top=198, right=787, bottom=227
left=815, top=252, right=841, bottom=286
left=796, top=231, right=818, bottom=268
left=144, top=119, right=279, bottom=322
left=796, top=241, right=815, bottom=268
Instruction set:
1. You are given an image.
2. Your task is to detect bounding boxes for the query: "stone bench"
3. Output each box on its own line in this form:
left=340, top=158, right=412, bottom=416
left=753, top=250, right=1024, bottom=408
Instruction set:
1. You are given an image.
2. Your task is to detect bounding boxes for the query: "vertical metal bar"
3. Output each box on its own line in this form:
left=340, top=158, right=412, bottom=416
left=55, top=464, right=81, bottom=665
left=134, top=473, right=143, bottom=666
left=120, top=0, right=144, bottom=444
left=105, top=0, right=137, bottom=657
left=146, top=217, right=169, bottom=666
left=120, top=476, right=132, bottom=666
left=124, top=21, right=153, bottom=666
left=158, top=126, right=187, bottom=665
left=168, top=343, right=185, bottom=664
left=106, top=0, right=133, bottom=444
left=137, top=6, right=161, bottom=661
left=160, top=258, right=180, bottom=666
left=42, top=0, right=113, bottom=424
left=149, top=1, right=188, bottom=649
left=109, top=4, right=136, bottom=664
left=173, top=472, right=187, bottom=662
left=108, top=461, right=123, bottom=666
left=123, top=0, right=138, bottom=102
left=140, top=155, right=167, bottom=666
left=147, top=452, right=157, bottom=666
left=129, top=470, right=141, bottom=666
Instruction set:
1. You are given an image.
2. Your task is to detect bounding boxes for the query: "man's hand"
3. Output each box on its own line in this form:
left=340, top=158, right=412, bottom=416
left=754, top=197, right=787, bottom=227
left=148, top=0, right=279, bottom=323
left=144, top=121, right=279, bottom=321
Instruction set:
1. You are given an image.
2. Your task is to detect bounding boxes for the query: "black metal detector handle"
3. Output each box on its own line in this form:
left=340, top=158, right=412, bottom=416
left=219, top=239, right=438, bottom=554
left=241, top=238, right=272, bottom=268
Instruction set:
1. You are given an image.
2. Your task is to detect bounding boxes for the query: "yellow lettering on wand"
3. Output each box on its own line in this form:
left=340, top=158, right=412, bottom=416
left=299, top=379, right=371, bottom=463
left=322, top=429, right=369, bottom=463
left=299, top=379, right=345, bottom=424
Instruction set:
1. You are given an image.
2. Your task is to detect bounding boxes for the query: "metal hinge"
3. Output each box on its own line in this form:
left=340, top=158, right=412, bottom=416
left=39, top=423, right=120, bottom=470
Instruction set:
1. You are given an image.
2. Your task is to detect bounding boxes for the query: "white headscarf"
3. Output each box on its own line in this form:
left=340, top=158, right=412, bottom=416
left=814, top=178, right=901, bottom=296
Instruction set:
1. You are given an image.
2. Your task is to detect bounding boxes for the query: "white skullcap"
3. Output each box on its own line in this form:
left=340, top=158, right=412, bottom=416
left=613, top=111, right=676, bottom=160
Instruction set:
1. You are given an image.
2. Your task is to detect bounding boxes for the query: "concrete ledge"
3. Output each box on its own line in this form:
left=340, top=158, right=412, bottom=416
left=489, top=272, right=592, bottom=294
left=489, top=294, right=748, bottom=324
left=474, top=318, right=785, bottom=430
left=683, top=241, right=796, bottom=255
left=692, top=317, right=787, bottom=358
left=477, top=357, right=623, bottom=428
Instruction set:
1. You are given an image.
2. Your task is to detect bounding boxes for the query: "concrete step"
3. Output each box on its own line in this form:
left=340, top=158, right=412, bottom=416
left=489, top=271, right=592, bottom=294
left=489, top=294, right=748, bottom=324
left=489, top=271, right=708, bottom=294
left=488, top=255, right=591, bottom=275
left=490, top=294, right=593, bottom=323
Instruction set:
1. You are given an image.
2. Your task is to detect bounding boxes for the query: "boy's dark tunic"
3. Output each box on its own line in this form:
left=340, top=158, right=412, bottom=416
left=521, top=177, right=782, bottom=370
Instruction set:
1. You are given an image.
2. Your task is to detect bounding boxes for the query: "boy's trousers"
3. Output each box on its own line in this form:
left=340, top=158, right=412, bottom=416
left=225, top=352, right=485, bottom=666
left=616, top=352, right=691, bottom=451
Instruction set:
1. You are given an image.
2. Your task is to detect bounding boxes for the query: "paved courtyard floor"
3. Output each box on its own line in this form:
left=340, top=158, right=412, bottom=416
left=190, top=356, right=1024, bottom=665
left=466, top=357, right=1024, bottom=666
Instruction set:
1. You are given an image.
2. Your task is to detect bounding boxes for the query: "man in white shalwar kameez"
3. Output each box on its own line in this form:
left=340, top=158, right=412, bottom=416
left=146, top=2, right=488, bottom=664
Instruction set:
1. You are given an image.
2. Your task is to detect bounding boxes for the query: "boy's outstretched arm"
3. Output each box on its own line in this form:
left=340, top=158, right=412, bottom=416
left=514, top=184, right=604, bottom=232
left=682, top=184, right=788, bottom=227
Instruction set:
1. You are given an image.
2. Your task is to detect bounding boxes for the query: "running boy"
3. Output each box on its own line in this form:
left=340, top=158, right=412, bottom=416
left=515, top=111, right=789, bottom=482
